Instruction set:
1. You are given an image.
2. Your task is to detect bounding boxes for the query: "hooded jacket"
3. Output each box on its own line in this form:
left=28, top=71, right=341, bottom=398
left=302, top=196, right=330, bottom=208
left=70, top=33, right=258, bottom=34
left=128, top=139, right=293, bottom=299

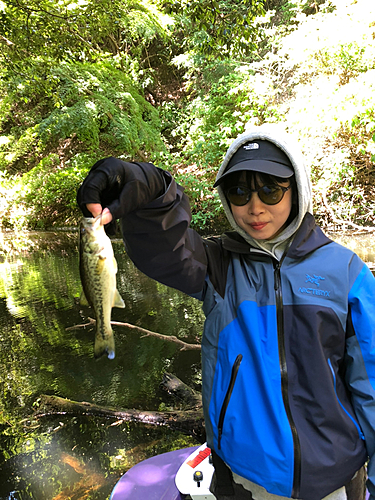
left=117, top=126, right=375, bottom=500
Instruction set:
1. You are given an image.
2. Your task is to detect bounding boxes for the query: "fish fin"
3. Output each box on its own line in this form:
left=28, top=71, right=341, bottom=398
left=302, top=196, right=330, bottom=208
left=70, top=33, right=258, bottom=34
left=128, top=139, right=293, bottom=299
left=79, top=291, right=90, bottom=307
left=94, top=328, right=115, bottom=360
left=113, top=289, right=125, bottom=308
left=96, top=258, right=106, bottom=274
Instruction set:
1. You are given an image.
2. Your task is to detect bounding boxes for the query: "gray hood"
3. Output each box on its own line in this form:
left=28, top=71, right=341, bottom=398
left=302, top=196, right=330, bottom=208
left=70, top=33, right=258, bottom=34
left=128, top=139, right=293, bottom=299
left=216, top=125, right=312, bottom=260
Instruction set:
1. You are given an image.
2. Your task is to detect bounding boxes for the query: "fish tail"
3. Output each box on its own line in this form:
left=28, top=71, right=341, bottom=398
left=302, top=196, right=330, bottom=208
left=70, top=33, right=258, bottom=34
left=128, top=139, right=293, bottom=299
left=94, top=323, right=115, bottom=360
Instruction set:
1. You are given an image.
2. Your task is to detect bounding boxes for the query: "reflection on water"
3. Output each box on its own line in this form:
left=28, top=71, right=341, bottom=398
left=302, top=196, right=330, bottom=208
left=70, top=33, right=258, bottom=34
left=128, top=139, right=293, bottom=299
left=0, top=231, right=203, bottom=499
left=0, top=229, right=374, bottom=499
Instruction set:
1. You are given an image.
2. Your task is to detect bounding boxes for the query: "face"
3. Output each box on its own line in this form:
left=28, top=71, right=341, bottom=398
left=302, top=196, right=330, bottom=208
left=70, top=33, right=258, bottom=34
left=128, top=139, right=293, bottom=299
left=229, top=173, right=293, bottom=240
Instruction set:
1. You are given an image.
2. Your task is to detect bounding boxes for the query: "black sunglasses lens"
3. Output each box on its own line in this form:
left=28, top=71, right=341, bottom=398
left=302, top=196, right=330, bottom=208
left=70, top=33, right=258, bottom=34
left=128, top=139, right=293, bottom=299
left=226, top=187, right=250, bottom=206
left=258, top=186, right=284, bottom=205
left=226, top=185, right=287, bottom=206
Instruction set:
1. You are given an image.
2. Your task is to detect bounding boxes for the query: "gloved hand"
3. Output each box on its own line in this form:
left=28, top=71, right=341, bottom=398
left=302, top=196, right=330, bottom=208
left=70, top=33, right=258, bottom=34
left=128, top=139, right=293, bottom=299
left=77, top=157, right=167, bottom=231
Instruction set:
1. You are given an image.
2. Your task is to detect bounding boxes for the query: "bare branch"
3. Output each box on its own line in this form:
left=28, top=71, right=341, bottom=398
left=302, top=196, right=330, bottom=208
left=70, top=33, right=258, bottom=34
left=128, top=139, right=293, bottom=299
left=66, top=319, right=202, bottom=351
left=321, top=190, right=375, bottom=233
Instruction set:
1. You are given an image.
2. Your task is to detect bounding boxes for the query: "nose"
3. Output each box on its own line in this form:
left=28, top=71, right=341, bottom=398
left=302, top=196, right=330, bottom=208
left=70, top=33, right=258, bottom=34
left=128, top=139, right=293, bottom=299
left=247, top=192, right=265, bottom=215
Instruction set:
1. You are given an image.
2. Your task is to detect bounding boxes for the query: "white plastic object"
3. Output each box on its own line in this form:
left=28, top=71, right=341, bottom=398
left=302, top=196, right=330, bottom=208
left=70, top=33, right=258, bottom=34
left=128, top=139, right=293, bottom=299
left=175, top=442, right=216, bottom=499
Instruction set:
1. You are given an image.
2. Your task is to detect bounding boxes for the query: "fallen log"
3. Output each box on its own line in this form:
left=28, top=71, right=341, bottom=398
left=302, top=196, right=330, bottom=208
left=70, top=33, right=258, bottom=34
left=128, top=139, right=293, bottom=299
left=34, top=394, right=205, bottom=441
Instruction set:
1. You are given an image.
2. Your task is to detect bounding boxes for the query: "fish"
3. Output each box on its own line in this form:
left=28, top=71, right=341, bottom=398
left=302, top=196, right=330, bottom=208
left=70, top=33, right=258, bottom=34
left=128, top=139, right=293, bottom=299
left=79, top=215, right=125, bottom=359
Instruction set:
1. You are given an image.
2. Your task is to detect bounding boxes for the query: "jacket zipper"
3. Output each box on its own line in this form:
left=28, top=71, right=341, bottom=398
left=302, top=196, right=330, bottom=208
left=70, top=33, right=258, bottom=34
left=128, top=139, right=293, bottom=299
left=327, top=358, right=365, bottom=440
left=274, top=260, right=301, bottom=498
left=218, top=353, right=243, bottom=449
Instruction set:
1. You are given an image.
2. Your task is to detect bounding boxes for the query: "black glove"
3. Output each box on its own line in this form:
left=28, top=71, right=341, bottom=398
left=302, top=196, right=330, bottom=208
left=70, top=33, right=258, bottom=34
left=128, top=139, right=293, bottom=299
left=77, top=157, right=167, bottom=220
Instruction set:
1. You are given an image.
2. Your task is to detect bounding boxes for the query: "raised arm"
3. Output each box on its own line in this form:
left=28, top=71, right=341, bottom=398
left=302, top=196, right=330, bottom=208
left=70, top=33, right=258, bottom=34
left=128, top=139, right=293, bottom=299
left=77, top=157, right=208, bottom=295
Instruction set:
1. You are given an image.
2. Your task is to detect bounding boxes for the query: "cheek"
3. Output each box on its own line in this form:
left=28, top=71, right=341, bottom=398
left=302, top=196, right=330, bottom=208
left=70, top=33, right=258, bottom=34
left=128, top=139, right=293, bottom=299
left=277, top=195, right=293, bottom=222
left=230, top=204, right=245, bottom=224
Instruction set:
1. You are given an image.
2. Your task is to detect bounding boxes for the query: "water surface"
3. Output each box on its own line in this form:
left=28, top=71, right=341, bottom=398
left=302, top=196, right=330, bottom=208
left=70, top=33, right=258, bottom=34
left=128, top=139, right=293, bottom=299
left=0, top=231, right=204, bottom=499
left=0, top=229, right=374, bottom=499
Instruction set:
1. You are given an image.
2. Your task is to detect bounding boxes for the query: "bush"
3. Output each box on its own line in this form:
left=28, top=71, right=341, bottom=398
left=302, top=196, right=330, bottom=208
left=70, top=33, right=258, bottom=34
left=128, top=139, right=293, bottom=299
left=1, top=153, right=96, bottom=229
left=0, top=61, right=166, bottom=229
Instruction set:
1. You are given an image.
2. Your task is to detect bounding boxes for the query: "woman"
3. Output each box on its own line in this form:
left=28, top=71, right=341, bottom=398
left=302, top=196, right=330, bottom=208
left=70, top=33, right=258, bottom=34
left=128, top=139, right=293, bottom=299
left=77, top=126, right=374, bottom=500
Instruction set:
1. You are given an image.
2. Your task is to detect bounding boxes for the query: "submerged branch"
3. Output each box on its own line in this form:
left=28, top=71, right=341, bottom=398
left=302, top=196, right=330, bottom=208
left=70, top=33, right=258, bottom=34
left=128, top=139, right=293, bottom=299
left=112, top=321, right=201, bottom=350
left=66, top=318, right=201, bottom=351
left=34, top=394, right=205, bottom=440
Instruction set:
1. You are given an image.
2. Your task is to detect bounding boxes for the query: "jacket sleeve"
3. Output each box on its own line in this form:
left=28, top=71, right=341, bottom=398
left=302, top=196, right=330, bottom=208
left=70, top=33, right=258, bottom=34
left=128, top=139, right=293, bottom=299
left=345, top=261, right=375, bottom=499
left=120, top=168, right=209, bottom=296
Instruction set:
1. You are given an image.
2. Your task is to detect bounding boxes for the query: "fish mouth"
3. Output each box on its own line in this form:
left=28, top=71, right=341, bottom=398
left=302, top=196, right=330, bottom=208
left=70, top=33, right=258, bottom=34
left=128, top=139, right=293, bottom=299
left=81, top=214, right=103, bottom=231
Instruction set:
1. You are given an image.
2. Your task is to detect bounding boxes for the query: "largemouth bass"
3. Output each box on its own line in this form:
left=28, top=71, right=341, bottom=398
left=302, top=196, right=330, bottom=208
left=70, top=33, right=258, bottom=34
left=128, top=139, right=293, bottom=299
left=79, top=215, right=125, bottom=359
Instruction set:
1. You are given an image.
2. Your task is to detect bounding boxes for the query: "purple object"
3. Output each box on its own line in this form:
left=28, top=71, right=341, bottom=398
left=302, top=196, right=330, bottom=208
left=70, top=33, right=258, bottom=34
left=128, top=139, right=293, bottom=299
left=110, top=446, right=199, bottom=500
left=110, top=448, right=371, bottom=500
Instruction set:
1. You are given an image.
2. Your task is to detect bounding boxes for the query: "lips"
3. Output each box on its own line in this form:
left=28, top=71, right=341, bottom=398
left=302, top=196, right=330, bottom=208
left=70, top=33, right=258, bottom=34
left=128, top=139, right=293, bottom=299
left=250, top=222, right=268, bottom=231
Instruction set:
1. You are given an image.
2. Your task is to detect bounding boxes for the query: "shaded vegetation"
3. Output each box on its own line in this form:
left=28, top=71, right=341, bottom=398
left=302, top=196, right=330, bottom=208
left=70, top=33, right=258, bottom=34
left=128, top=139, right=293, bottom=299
left=0, top=0, right=374, bottom=233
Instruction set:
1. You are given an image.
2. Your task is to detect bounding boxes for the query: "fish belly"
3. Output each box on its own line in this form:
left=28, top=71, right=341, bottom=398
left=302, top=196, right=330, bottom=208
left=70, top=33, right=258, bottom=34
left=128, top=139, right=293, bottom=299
left=81, top=250, right=117, bottom=359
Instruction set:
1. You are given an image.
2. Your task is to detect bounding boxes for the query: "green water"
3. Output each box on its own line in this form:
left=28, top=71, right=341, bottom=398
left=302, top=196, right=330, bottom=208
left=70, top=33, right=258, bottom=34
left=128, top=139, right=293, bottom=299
left=0, top=229, right=374, bottom=499
left=0, top=231, right=204, bottom=499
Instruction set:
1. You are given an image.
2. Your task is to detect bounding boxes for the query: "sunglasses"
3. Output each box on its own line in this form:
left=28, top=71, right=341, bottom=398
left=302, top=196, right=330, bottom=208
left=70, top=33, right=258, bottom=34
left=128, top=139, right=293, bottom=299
left=225, top=184, right=291, bottom=206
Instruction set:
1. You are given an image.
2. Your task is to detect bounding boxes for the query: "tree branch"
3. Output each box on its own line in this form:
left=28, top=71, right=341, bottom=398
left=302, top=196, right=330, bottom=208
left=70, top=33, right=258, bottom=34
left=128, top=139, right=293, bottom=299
left=66, top=319, right=202, bottom=351
left=321, top=190, right=375, bottom=233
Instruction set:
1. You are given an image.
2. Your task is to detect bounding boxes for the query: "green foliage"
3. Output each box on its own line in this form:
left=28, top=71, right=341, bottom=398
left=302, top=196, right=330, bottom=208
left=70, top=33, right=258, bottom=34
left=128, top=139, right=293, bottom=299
left=160, top=0, right=266, bottom=59
left=32, top=62, right=162, bottom=154
left=0, top=0, right=170, bottom=70
left=19, top=154, right=94, bottom=228
left=276, top=1, right=299, bottom=25
left=265, top=0, right=334, bottom=20
left=313, top=42, right=373, bottom=85
left=1, top=153, right=92, bottom=229
left=1, top=0, right=375, bottom=231
left=351, top=108, right=375, bottom=161
left=0, top=126, right=40, bottom=172
left=311, top=104, right=375, bottom=227
left=158, top=60, right=281, bottom=230
left=0, top=61, right=166, bottom=229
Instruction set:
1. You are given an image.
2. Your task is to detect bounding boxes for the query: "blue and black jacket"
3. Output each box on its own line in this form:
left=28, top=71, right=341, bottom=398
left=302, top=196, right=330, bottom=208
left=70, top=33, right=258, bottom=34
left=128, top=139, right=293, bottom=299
left=118, top=163, right=375, bottom=499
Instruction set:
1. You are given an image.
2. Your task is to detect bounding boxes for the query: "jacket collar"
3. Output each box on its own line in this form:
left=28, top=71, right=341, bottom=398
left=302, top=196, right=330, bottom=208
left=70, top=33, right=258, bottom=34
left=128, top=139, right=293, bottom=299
left=287, top=213, right=332, bottom=258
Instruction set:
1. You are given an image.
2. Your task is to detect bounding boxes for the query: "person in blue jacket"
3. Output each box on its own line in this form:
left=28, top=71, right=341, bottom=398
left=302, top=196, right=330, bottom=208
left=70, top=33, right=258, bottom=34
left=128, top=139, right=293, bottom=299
left=77, top=125, right=375, bottom=500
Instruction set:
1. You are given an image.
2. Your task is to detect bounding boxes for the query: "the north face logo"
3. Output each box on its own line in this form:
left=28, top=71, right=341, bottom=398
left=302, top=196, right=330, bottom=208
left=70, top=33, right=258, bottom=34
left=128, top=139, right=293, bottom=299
left=243, top=143, right=259, bottom=150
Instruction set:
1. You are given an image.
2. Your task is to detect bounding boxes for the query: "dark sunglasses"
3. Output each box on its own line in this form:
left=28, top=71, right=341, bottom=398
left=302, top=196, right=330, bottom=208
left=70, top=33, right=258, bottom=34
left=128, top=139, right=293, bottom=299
left=226, top=184, right=291, bottom=206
